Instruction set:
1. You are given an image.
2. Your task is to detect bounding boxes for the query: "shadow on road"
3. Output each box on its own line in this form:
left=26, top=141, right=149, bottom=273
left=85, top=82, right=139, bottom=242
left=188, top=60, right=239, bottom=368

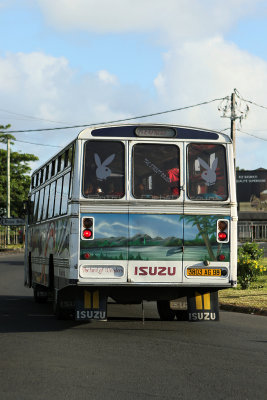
left=0, top=295, right=163, bottom=333
left=0, top=295, right=79, bottom=333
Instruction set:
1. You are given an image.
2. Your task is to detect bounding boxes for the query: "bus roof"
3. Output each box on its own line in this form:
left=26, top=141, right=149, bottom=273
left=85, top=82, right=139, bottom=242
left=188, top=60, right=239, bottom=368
left=78, top=123, right=231, bottom=142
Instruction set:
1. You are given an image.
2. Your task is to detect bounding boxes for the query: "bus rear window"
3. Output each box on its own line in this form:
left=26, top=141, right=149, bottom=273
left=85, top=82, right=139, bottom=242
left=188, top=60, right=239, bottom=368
left=132, top=144, right=180, bottom=199
left=83, top=141, right=125, bottom=198
left=187, top=144, right=228, bottom=201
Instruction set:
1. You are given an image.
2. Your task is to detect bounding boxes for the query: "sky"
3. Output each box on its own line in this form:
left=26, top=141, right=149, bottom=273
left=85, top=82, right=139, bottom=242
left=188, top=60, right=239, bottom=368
left=1, top=0, right=267, bottom=171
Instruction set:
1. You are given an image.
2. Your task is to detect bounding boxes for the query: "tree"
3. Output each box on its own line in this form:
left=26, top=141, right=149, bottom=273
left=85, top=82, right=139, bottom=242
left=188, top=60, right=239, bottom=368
left=0, top=124, right=38, bottom=217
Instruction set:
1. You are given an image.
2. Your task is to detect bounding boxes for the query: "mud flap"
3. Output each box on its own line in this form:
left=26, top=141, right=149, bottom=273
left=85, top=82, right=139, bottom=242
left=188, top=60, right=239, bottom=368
left=75, top=289, right=107, bottom=321
left=187, top=290, right=219, bottom=322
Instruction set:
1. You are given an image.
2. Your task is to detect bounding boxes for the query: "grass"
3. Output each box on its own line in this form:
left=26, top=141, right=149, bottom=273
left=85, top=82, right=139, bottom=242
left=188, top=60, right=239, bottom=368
left=219, top=258, right=267, bottom=313
left=0, top=244, right=24, bottom=251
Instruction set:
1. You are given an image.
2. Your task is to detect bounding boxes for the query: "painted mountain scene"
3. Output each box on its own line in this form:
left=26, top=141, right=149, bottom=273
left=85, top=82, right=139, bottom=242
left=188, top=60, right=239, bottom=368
left=80, top=213, right=230, bottom=261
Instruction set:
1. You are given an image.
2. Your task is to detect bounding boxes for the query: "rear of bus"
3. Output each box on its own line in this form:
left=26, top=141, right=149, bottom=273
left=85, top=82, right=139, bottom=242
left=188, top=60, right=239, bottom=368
left=74, top=124, right=237, bottom=321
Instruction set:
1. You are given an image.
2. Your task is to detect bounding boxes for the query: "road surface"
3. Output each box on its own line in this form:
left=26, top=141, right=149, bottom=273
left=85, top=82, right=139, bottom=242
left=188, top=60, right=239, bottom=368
left=0, top=253, right=266, bottom=400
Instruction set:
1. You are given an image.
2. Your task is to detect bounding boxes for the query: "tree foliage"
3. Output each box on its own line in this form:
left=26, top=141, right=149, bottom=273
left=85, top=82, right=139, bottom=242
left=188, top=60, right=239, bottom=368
left=0, top=125, right=38, bottom=217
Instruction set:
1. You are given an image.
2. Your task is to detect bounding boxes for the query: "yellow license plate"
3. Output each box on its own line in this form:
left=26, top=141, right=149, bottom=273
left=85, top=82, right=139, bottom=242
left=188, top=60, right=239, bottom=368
left=187, top=268, right=221, bottom=277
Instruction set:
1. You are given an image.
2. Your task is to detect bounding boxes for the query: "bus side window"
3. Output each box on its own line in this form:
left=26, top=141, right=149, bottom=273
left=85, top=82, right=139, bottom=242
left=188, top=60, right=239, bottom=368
left=37, top=188, right=44, bottom=221
left=33, top=191, right=39, bottom=222
left=64, top=149, right=69, bottom=169
left=29, top=194, right=35, bottom=224
left=61, top=173, right=70, bottom=215
left=54, top=177, right=63, bottom=217
left=48, top=181, right=56, bottom=218
left=42, top=185, right=50, bottom=220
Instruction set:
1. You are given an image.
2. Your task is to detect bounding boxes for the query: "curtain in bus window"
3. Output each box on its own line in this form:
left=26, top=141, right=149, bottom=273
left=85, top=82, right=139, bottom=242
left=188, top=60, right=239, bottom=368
left=42, top=185, right=50, bottom=220
left=54, top=177, right=63, bottom=217
left=37, top=188, right=44, bottom=221
left=61, top=173, right=70, bottom=214
left=132, top=144, right=180, bottom=199
left=48, top=181, right=56, bottom=218
left=83, top=141, right=125, bottom=199
left=187, top=144, right=228, bottom=201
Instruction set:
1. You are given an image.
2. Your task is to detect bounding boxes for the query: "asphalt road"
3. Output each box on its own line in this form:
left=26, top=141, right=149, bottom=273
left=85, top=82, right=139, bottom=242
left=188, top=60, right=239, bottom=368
left=0, top=253, right=267, bottom=400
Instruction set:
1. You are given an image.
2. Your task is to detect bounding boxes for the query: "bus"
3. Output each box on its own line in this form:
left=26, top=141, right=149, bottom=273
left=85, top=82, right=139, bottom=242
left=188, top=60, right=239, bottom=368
left=24, top=124, right=237, bottom=322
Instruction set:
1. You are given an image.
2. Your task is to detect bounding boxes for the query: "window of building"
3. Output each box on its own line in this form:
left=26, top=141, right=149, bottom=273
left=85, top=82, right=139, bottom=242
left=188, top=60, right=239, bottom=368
left=132, top=144, right=180, bottom=199
left=83, top=141, right=125, bottom=199
left=187, top=143, right=228, bottom=201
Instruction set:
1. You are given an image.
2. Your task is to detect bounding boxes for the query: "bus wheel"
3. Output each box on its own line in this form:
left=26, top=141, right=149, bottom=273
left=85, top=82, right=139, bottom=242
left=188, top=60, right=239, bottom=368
left=33, top=286, right=48, bottom=303
left=157, top=301, right=176, bottom=321
left=53, top=292, right=71, bottom=320
left=175, top=310, right=188, bottom=321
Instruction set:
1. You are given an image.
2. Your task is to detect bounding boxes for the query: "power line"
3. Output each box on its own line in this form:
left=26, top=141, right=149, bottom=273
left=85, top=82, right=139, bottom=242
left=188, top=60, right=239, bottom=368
left=0, top=108, right=72, bottom=124
left=234, top=89, right=267, bottom=112
left=237, top=128, right=267, bottom=142
left=7, top=96, right=227, bottom=134
left=15, top=139, right=62, bottom=148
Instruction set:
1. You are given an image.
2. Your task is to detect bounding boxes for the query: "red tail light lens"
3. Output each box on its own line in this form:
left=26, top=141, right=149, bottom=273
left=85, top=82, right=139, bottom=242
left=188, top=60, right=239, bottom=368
left=218, top=232, right=227, bottom=241
left=218, top=254, right=226, bottom=261
left=84, top=252, right=90, bottom=259
left=83, top=229, right=92, bottom=239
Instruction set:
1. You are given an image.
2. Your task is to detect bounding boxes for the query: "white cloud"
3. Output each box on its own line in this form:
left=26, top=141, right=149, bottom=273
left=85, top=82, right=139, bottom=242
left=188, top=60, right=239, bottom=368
left=37, top=0, right=262, bottom=43
left=97, top=70, right=118, bottom=85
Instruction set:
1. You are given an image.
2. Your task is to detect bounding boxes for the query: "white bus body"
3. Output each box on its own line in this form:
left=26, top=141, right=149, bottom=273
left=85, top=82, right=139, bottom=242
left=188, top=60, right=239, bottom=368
left=24, top=124, right=237, bottom=321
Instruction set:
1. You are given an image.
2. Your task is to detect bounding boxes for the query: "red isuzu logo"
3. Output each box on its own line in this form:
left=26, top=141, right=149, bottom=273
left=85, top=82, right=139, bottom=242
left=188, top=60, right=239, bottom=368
left=134, top=266, right=176, bottom=276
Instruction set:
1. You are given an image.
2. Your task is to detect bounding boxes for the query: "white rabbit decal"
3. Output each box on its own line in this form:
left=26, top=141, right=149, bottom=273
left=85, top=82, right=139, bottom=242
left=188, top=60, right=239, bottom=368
left=94, top=153, right=115, bottom=180
left=198, top=157, right=218, bottom=186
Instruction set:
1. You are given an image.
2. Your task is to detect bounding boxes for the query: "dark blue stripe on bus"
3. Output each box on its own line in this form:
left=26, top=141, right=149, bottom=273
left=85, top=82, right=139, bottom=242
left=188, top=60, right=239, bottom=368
left=91, top=126, right=219, bottom=140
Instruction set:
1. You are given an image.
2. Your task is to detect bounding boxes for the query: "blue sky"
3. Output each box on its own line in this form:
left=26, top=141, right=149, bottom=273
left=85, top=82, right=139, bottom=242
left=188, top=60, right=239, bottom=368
left=1, top=0, right=267, bottom=170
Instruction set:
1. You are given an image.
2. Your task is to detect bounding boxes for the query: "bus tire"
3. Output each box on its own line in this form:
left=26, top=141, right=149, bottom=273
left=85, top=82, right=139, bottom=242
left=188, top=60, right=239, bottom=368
left=28, top=252, right=32, bottom=288
left=175, top=310, right=188, bottom=321
left=53, top=291, right=71, bottom=320
left=33, top=286, right=48, bottom=303
left=157, top=300, right=176, bottom=321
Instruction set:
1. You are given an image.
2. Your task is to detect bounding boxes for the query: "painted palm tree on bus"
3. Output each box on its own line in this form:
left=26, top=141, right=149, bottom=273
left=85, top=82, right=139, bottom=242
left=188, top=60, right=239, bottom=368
left=183, top=215, right=218, bottom=261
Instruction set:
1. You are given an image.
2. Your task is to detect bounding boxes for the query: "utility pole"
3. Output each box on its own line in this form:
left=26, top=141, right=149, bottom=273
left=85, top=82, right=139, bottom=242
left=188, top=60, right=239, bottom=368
left=231, top=91, right=236, bottom=166
left=7, top=137, right=10, bottom=245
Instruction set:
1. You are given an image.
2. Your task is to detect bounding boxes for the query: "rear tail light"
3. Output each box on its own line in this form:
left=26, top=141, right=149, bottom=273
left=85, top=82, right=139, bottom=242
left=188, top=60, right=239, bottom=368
left=81, top=217, right=94, bottom=240
left=217, top=219, right=229, bottom=243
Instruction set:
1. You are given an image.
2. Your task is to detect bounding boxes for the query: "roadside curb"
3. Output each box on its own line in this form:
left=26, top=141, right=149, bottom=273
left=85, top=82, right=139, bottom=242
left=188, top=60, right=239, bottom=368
left=220, top=304, right=267, bottom=316
left=0, top=249, right=24, bottom=256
